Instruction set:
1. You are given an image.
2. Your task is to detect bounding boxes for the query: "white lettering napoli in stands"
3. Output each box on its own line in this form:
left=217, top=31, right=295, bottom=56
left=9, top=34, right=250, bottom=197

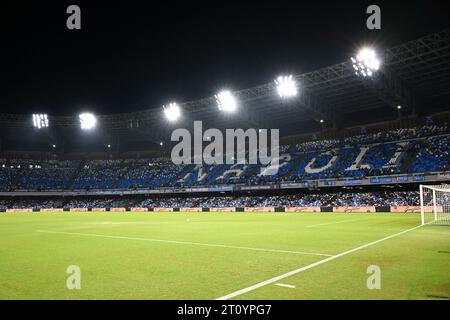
left=305, top=152, right=339, bottom=174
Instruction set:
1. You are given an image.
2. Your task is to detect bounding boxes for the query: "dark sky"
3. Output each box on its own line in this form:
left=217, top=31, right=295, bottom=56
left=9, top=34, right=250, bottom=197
left=0, top=0, right=449, bottom=116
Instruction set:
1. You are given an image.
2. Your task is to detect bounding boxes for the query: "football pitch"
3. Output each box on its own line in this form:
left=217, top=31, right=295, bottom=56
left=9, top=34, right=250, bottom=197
left=0, top=212, right=449, bottom=300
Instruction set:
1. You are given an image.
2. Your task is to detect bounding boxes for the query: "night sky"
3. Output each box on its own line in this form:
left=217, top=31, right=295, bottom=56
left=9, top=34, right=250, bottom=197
left=0, top=0, right=449, bottom=116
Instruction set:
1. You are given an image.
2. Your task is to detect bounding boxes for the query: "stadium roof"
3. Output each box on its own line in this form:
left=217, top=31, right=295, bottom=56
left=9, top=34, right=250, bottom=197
left=0, top=28, right=449, bottom=151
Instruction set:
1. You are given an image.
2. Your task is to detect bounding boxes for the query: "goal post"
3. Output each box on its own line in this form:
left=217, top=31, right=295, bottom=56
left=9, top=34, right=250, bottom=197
left=420, top=184, right=450, bottom=226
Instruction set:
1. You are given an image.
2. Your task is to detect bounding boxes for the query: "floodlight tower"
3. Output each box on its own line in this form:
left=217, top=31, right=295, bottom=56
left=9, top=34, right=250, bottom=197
left=215, top=90, right=237, bottom=113
left=351, top=48, right=381, bottom=77
left=163, top=103, right=181, bottom=122
left=275, top=75, right=298, bottom=98
left=351, top=47, right=416, bottom=115
left=32, top=114, right=49, bottom=129
left=79, top=113, right=97, bottom=130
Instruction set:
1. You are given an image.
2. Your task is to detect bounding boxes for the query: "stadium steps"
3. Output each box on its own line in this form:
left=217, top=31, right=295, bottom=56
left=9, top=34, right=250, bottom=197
left=336, top=147, right=356, bottom=176
left=111, top=159, right=128, bottom=189
left=203, top=164, right=231, bottom=185
left=283, top=153, right=306, bottom=180
left=9, top=167, right=23, bottom=191
left=65, top=159, right=87, bottom=190
left=245, top=164, right=262, bottom=180
left=185, top=164, right=224, bottom=186
left=163, top=164, right=195, bottom=187
left=400, top=140, right=422, bottom=173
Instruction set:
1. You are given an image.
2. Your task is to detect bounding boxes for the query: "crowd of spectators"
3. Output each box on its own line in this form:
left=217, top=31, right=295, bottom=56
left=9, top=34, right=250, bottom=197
left=73, top=160, right=125, bottom=190
left=0, top=123, right=448, bottom=191
left=343, top=123, right=448, bottom=146
left=0, top=198, right=63, bottom=210
left=409, top=136, right=449, bottom=173
left=293, top=139, right=340, bottom=153
left=290, top=122, right=448, bottom=153
left=0, top=159, right=81, bottom=191
left=136, top=191, right=419, bottom=208
left=0, top=191, right=420, bottom=209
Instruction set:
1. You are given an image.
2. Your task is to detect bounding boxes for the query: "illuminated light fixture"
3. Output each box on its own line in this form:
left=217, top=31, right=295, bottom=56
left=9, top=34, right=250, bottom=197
left=32, top=114, right=49, bottom=129
left=159, top=142, right=164, bottom=146
left=79, top=113, right=97, bottom=130
left=215, top=90, right=237, bottom=113
left=107, top=144, right=111, bottom=148
left=275, top=75, right=298, bottom=98
left=351, top=48, right=381, bottom=77
left=163, top=103, right=181, bottom=122
left=52, top=144, right=56, bottom=148
left=320, top=119, right=324, bottom=124
left=397, top=105, right=402, bottom=110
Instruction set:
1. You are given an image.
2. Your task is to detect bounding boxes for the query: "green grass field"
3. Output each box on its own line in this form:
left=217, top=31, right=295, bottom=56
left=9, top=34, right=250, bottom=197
left=0, top=211, right=449, bottom=300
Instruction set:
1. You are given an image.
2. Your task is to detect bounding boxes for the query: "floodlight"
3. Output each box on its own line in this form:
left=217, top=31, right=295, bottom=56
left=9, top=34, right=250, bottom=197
left=159, top=142, right=164, bottom=146
left=79, top=113, right=97, bottom=130
left=275, top=75, right=298, bottom=98
left=397, top=105, right=402, bottom=110
left=216, top=91, right=237, bottom=113
left=32, top=114, right=49, bottom=129
left=351, top=48, right=381, bottom=77
left=163, top=103, right=181, bottom=122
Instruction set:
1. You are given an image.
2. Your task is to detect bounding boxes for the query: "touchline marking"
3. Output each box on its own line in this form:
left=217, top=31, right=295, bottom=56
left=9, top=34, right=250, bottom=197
left=36, top=230, right=332, bottom=257
left=306, top=217, right=373, bottom=228
left=275, top=283, right=296, bottom=289
left=215, top=224, right=423, bottom=300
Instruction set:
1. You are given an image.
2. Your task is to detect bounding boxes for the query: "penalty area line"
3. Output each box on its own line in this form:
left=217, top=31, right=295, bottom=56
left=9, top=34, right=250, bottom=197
left=215, top=224, right=423, bottom=300
left=275, top=283, right=296, bottom=289
left=35, top=230, right=333, bottom=257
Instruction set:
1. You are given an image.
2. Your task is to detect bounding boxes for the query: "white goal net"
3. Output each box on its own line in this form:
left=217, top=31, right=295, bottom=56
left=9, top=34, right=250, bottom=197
left=420, top=185, right=450, bottom=226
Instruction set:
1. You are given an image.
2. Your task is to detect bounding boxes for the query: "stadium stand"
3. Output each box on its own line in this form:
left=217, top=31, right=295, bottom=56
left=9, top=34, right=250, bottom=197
left=0, top=191, right=420, bottom=210
left=136, top=191, right=420, bottom=208
left=1, top=122, right=447, bottom=192
left=0, top=118, right=448, bottom=211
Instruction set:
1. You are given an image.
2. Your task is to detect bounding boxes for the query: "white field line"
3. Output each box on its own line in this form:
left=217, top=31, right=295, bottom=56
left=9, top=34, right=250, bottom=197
left=215, top=224, right=423, bottom=300
left=36, top=230, right=333, bottom=257
left=305, top=217, right=373, bottom=228
left=275, top=283, right=296, bottom=289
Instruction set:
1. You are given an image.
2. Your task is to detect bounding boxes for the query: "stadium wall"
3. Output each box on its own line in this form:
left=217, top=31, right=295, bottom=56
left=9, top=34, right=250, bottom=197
left=0, top=206, right=432, bottom=213
left=0, top=172, right=448, bottom=197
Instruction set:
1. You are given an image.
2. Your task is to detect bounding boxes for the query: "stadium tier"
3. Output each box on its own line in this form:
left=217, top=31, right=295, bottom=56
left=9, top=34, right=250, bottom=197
left=0, top=120, right=448, bottom=212
left=0, top=191, right=419, bottom=210
left=0, top=122, right=448, bottom=192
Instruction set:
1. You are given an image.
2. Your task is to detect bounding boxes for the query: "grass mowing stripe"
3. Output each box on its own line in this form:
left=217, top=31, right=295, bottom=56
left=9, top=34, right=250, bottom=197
left=305, top=217, right=373, bottom=228
left=36, top=230, right=333, bottom=257
left=215, top=224, right=423, bottom=300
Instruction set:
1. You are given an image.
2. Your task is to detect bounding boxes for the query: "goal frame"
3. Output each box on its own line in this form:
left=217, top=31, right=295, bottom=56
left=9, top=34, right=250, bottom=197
left=420, top=184, right=450, bottom=226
